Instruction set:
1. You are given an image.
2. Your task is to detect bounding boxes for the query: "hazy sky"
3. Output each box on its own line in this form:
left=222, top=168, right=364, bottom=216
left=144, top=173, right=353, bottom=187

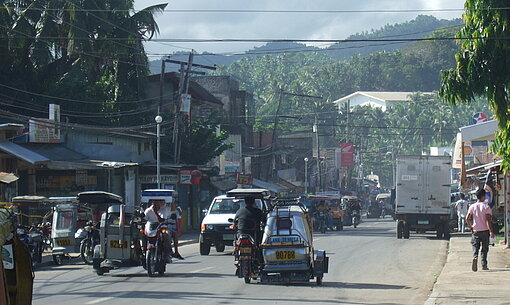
left=134, top=0, right=466, bottom=56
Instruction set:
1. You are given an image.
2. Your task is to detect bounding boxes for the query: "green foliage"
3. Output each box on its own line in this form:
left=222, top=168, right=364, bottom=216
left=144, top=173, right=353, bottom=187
left=161, top=113, right=234, bottom=165
left=0, top=0, right=166, bottom=125
left=439, top=0, right=510, bottom=171
left=343, top=94, right=492, bottom=186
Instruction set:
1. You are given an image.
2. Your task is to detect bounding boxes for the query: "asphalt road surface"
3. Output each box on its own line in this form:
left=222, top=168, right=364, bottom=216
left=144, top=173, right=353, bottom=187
left=33, top=218, right=448, bottom=305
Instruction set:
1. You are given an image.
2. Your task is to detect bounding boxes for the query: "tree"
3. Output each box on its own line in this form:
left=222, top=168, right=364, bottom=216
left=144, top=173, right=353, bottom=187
left=440, top=1, right=510, bottom=170
left=160, top=114, right=234, bottom=165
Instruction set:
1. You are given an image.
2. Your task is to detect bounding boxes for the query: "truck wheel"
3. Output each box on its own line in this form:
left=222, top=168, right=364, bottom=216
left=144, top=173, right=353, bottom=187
left=443, top=222, right=450, bottom=240
left=316, top=276, right=323, bottom=286
left=200, top=242, right=211, bottom=255
left=397, top=221, right=403, bottom=239
left=244, top=276, right=251, bottom=284
left=436, top=225, right=443, bottom=239
left=403, top=223, right=410, bottom=239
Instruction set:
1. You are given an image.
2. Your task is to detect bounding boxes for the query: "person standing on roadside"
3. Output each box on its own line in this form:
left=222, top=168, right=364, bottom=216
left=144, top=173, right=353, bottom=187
left=466, top=188, right=495, bottom=271
left=455, top=193, right=469, bottom=233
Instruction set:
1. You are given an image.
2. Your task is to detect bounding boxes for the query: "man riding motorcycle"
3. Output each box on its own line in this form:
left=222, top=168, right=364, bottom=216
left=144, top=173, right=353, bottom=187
left=233, top=197, right=266, bottom=245
left=144, top=199, right=173, bottom=262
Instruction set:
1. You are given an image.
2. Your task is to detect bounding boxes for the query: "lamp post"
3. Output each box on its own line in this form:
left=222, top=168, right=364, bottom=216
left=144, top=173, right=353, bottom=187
left=304, top=157, right=309, bottom=194
left=155, top=115, right=163, bottom=188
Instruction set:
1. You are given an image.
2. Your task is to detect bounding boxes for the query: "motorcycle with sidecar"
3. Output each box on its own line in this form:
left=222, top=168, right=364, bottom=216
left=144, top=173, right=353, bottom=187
left=229, top=188, right=329, bottom=286
left=78, top=191, right=146, bottom=276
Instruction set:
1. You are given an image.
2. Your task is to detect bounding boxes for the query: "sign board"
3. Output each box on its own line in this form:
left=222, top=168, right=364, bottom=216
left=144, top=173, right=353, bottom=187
left=236, top=173, right=253, bottom=185
left=140, top=175, right=178, bottom=185
left=29, top=119, right=61, bottom=143
left=180, top=94, right=191, bottom=113
left=401, top=175, right=418, bottom=181
left=224, top=161, right=240, bottom=174
left=340, top=143, right=354, bottom=167
left=472, top=112, right=488, bottom=125
left=178, top=170, right=192, bottom=185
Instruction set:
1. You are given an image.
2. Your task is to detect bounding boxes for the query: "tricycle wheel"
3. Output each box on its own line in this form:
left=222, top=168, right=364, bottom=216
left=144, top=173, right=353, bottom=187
left=316, top=276, right=323, bottom=286
left=52, top=254, right=63, bottom=265
left=96, top=269, right=105, bottom=276
left=397, top=221, right=403, bottom=239
left=244, top=276, right=251, bottom=284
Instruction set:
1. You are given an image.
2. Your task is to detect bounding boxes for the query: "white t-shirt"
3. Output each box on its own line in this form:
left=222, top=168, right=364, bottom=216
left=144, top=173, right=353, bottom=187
left=455, top=200, right=468, bottom=217
left=144, top=206, right=160, bottom=223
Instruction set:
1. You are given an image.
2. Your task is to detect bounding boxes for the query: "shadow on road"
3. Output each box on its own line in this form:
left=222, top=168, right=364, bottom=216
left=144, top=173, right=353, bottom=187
left=322, top=281, right=410, bottom=290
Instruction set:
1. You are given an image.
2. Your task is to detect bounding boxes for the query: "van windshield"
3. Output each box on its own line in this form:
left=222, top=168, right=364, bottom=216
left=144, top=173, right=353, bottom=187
left=209, top=198, right=263, bottom=214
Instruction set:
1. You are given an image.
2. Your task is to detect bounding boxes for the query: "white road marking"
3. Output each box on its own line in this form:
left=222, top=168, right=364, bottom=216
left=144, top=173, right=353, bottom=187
left=85, top=292, right=129, bottom=304
left=189, top=266, right=214, bottom=273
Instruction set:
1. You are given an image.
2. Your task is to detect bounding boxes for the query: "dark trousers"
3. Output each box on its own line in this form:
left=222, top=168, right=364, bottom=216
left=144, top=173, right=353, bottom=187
left=471, top=230, right=489, bottom=266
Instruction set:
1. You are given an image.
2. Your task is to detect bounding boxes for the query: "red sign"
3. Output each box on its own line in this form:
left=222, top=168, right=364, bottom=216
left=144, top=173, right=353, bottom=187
left=341, top=143, right=354, bottom=167
left=178, top=170, right=192, bottom=185
left=236, top=174, right=253, bottom=185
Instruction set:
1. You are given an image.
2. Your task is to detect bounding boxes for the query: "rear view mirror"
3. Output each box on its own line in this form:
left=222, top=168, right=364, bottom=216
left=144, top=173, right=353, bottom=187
left=227, top=218, right=234, bottom=223
left=202, top=209, right=208, bottom=214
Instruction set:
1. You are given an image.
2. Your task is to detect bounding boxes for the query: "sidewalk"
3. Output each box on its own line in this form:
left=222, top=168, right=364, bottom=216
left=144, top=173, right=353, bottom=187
left=425, top=234, right=510, bottom=305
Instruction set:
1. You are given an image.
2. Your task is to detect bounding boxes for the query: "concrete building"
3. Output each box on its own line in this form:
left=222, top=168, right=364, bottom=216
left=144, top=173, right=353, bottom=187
left=333, top=91, right=434, bottom=112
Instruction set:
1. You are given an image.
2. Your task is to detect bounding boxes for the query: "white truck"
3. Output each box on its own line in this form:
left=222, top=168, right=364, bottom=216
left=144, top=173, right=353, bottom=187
left=395, top=155, right=452, bottom=239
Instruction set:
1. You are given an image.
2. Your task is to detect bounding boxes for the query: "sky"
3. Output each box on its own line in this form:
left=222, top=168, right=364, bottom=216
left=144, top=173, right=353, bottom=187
left=134, top=0, right=466, bottom=57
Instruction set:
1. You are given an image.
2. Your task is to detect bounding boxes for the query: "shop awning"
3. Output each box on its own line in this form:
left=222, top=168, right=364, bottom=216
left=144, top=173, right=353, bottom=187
left=252, top=178, right=285, bottom=193
left=0, top=141, right=49, bottom=164
left=459, top=119, right=497, bottom=142
left=0, top=172, right=18, bottom=184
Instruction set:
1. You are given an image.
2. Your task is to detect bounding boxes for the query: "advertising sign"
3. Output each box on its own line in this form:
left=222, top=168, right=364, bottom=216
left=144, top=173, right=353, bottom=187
left=472, top=112, right=488, bottom=125
left=340, top=143, right=354, bottom=167
left=29, top=119, right=61, bottom=143
left=224, top=161, right=240, bottom=173
left=180, top=94, right=191, bottom=113
left=236, top=174, right=253, bottom=185
left=178, top=169, right=192, bottom=185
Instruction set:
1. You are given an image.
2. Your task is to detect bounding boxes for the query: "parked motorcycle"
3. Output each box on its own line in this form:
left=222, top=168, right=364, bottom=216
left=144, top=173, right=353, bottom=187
left=75, top=221, right=100, bottom=265
left=144, top=222, right=169, bottom=277
left=18, top=225, right=44, bottom=268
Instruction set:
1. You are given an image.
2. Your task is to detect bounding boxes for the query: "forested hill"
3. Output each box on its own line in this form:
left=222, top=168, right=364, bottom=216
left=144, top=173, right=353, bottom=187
left=148, top=15, right=462, bottom=74
left=325, top=15, right=462, bottom=59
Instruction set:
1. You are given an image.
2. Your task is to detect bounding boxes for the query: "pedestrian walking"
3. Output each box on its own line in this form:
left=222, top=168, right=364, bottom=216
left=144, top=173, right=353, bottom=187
left=455, top=193, right=469, bottom=233
left=466, top=188, right=495, bottom=272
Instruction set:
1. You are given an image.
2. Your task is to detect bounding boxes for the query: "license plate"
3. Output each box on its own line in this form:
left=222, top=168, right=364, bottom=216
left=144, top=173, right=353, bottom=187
left=275, top=250, right=296, bottom=260
left=239, top=247, right=252, bottom=254
left=56, top=238, right=71, bottom=246
left=418, top=220, right=429, bottom=225
left=223, top=234, right=234, bottom=240
left=110, top=240, right=128, bottom=249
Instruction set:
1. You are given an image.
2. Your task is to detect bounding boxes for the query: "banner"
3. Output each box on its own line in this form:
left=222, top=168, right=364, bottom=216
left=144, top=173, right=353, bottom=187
left=236, top=174, right=253, bottom=185
left=340, top=143, right=354, bottom=167
left=178, top=169, right=192, bottom=185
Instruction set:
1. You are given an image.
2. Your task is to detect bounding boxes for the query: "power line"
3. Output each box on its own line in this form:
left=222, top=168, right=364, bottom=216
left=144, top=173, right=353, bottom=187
left=1, top=7, right=509, bottom=13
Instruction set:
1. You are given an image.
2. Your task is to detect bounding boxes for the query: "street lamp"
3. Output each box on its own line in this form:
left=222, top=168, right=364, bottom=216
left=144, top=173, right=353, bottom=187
left=304, top=157, right=309, bottom=194
left=155, top=115, right=163, bottom=188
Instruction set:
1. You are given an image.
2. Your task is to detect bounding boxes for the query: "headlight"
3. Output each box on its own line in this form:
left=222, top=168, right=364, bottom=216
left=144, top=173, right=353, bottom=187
left=206, top=224, right=214, bottom=230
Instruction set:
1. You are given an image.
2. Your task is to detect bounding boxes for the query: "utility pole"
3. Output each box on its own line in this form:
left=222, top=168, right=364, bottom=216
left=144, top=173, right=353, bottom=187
left=314, top=116, right=322, bottom=192
left=270, top=89, right=284, bottom=179
left=161, top=52, right=216, bottom=164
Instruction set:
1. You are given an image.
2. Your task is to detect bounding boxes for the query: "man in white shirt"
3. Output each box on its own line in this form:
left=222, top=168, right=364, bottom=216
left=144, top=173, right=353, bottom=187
left=144, top=199, right=173, bottom=262
left=455, top=193, right=469, bottom=233
left=160, top=200, right=184, bottom=260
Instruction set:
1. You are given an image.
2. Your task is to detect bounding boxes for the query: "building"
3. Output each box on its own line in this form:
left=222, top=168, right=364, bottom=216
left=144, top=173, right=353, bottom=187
left=333, top=91, right=434, bottom=112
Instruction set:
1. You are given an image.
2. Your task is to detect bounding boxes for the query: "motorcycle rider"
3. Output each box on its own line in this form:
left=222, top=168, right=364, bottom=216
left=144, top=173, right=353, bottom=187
left=316, top=201, right=330, bottom=230
left=160, top=200, right=184, bottom=260
left=144, top=199, right=173, bottom=262
left=234, top=197, right=266, bottom=245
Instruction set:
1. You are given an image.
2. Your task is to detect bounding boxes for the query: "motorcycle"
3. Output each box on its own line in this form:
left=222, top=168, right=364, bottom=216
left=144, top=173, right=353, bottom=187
left=317, top=210, right=327, bottom=233
left=18, top=225, right=44, bottom=268
left=352, top=210, right=361, bottom=228
left=144, top=222, right=170, bottom=277
left=75, top=221, right=100, bottom=265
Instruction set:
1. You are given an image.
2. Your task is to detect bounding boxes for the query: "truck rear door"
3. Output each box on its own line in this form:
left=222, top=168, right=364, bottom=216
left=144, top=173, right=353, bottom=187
left=396, top=156, right=424, bottom=214
left=423, top=157, right=451, bottom=215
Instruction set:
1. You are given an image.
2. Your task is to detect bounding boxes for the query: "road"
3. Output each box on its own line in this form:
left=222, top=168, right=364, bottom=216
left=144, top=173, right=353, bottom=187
left=33, top=218, right=448, bottom=305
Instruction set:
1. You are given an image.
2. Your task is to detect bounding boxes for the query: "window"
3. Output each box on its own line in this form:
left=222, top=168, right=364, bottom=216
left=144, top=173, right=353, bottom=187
left=138, top=143, right=142, bottom=155
left=56, top=211, right=74, bottom=229
left=209, top=198, right=263, bottom=214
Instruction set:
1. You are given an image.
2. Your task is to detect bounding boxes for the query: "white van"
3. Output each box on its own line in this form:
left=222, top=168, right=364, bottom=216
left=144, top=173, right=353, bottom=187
left=199, top=195, right=266, bottom=255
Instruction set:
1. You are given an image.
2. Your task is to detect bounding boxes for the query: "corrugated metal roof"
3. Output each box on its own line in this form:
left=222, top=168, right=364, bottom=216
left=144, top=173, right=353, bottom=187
left=0, top=172, right=18, bottom=184
left=0, top=141, right=49, bottom=164
left=20, top=143, right=86, bottom=161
